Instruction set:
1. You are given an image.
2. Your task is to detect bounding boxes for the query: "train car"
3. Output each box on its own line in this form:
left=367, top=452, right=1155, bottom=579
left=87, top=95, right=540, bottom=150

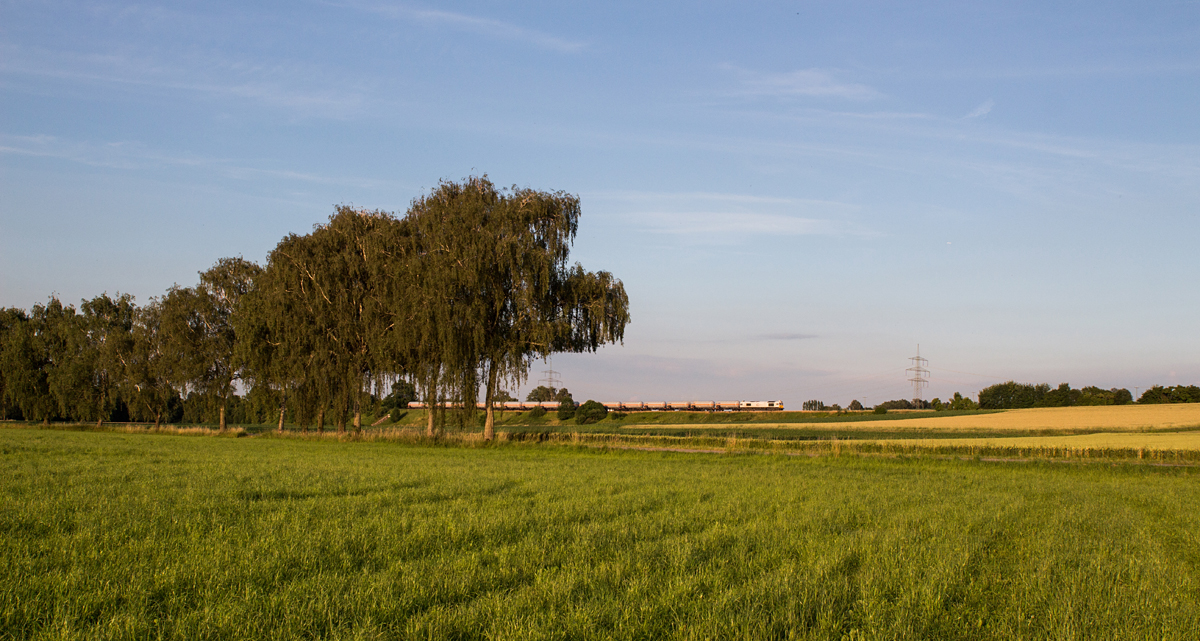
left=602, top=402, right=623, bottom=411
left=643, top=402, right=666, bottom=410
left=667, top=401, right=692, bottom=410
left=738, top=400, right=784, bottom=410
left=716, top=401, right=740, bottom=411
left=622, top=401, right=645, bottom=411
left=691, top=401, right=716, bottom=411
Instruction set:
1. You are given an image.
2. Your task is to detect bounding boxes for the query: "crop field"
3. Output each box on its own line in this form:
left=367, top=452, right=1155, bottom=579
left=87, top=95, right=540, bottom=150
left=4, top=427, right=1200, bottom=639
left=877, top=430, right=1200, bottom=451
left=634, top=404, right=1200, bottom=433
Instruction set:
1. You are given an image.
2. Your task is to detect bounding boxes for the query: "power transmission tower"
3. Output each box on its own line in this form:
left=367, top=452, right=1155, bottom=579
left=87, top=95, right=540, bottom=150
left=539, top=357, right=563, bottom=391
left=907, top=345, right=930, bottom=405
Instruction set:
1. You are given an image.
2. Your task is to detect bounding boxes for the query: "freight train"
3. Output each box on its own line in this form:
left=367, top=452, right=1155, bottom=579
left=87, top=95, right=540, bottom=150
left=407, top=400, right=784, bottom=411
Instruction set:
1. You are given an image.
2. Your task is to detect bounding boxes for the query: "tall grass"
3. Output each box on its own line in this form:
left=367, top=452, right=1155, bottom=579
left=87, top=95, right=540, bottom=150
left=3, top=428, right=1200, bottom=639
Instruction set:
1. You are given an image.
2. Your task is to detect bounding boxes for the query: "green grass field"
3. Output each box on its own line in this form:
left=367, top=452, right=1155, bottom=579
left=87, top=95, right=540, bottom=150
left=3, top=427, right=1200, bottom=639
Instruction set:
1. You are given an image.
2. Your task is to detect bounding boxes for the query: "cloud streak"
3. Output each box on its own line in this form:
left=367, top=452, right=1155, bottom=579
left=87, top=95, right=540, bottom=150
left=0, top=45, right=370, bottom=118
left=337, top=2, right=586, bottom=53
left=759, top=333, right=818, bottom=341
left=722, top=64, right=882, bottom=100
left=0, top=133, right=389, bottom=189
left=963, top=99, right=994, bottom=119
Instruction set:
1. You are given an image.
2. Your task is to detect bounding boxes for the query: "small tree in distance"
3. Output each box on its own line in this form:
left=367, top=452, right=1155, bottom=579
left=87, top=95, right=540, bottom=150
left=575, top=400, right=607, bottom=425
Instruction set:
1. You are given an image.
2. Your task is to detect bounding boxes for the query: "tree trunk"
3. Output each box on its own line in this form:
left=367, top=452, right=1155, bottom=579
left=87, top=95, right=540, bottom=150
left=317, top=408, right=325, bottom=434
left=483, top=364, right=497, bottom=441
left=337, top=414, right=345, bottom=434
left=353, top=411, right=361, bottom=433
left=219, top=404, right=227, bottom=432
left=154, top=411, right=161, bottom=429
left=97, top=418, right=103, bottom=430
left=277, top=405, right=286, bottom=434
left=426, top=406, right=434, bottom=437
left=43, top=413, right=49, bottom=426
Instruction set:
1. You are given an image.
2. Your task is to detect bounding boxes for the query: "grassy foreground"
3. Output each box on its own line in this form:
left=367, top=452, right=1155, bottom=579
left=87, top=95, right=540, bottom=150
left=3, top=429, right=1200, bottom=639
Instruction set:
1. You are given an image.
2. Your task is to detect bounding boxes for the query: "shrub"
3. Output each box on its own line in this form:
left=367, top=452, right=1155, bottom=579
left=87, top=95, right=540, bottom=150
left=574, top=400, right=607, bottom=425
left=873, top=407, right=887, bottom=415
left=528, top=406, right=547, bottom=418
left=388, top=408, right=407, bottom=423
left=556, top=400, right=576, bottom=421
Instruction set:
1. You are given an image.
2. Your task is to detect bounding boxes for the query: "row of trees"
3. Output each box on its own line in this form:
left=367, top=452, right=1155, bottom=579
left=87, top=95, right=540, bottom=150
left=976, top=382, right=1135, bottom=409
left=0, top=177, right=630, bottom=439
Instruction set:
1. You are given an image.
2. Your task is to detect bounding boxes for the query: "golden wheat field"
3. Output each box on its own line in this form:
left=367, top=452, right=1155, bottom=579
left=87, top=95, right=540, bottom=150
left=681, top=403, right=1200, bottom=433
left=874, top=430, right=1200, bottom=451
left=854, top=404, right=1200, bottom=431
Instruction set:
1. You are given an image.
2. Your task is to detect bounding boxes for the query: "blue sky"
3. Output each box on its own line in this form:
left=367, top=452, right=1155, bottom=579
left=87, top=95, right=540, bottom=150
left=2, top=1, right=1198, bottom=406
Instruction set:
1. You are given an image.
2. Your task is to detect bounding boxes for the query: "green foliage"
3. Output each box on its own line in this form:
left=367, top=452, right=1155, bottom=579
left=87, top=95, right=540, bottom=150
left=979, top=382, right=1136, bottom=409
left=528, top=406, right=547, bottom=418
left=5, top=429, right=1200, bottom=639
left=873, top=406, right=888, bottom=415
left=948, top=392, right=979, bottom=411
left=802, top=400, right=825, bottom=411
left=1138, top=385, right=1200, bottom=404
left=978, top=381, right=1051, bottom=409
left=876, top=399, right=918, bottom=411
left=574, top=399, right=608, bottom=425
left=556, top=398, right=576, bottom=420
left=849, top=400, right=863, bottom=411
left=380, top=380, right=417, bottom=411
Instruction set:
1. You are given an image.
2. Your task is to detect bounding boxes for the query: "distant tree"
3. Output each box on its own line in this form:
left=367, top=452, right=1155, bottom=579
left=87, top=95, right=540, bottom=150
left=802, top=400, right=825, bottom=411
left=0, top=307, right=54, bottom=423
left=159, top=258, right=260, bottom=430
left=123, top=299, right=179, bottom=427
left=978, top=381, right=1049, bottom=409
left=0, top=308, right=30, bottom=420
left=556, top=394, right=577, bottom=420
left=79, top=293, right=136, bottom=428
left=1036, top=383, right=1081, bottom=408
left=876, top=399, right=915, bottom=411
left=1138, top=385, right=1200, bottom=404
left=40, top=297, right=95, bottom=424
left=575, top=400, right=608, bottom=425
left=1077, top=386, right=1133, bottom=406
left=493, top=390, right=516, bottom=404
left=948, top=392, right=978, bottom=411
left=849, top=399, right=864, bottom=411
left=381, top=380, right=417, bottom=410
left=526, top=385, right=557, bottom=402
left=930, top=398, right=943, bottom=411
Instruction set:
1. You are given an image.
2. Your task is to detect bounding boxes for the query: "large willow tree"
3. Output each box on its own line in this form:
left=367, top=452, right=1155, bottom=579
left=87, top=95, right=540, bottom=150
left=249, top=176, right=630, bottom=439
left=405, top=177, right=630, bottom=439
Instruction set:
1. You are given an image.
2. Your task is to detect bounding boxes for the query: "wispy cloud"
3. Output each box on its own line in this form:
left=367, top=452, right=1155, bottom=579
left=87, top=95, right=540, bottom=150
left=0, top=44, right=371, bottom=118
left=336, top=2, right=586, bottom=53
left=0, top=133, right=388, bottom=188
left=963, top=99, right=994, bottom=119
left=635, top=211, right=848, bottom=238
left=759, top=333, right=818, bottom=341
left=721, top=64, right=882, bottom=100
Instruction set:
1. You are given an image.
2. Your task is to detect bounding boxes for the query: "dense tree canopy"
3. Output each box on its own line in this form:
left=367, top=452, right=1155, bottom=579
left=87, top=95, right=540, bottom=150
left=0, top=176, right=630, bottom=434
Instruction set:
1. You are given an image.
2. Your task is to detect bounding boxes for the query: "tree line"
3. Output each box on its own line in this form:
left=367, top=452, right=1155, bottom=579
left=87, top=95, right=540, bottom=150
left=0, top=177, right=630, bottom=439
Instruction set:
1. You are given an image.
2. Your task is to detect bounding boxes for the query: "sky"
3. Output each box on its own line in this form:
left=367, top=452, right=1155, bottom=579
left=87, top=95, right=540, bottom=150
left=2, top=1, right=1199, bottom=407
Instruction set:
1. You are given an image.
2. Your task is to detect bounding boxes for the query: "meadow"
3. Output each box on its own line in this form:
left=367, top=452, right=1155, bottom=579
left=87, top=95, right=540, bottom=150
left=3, top=427, right=1200, bottom=639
